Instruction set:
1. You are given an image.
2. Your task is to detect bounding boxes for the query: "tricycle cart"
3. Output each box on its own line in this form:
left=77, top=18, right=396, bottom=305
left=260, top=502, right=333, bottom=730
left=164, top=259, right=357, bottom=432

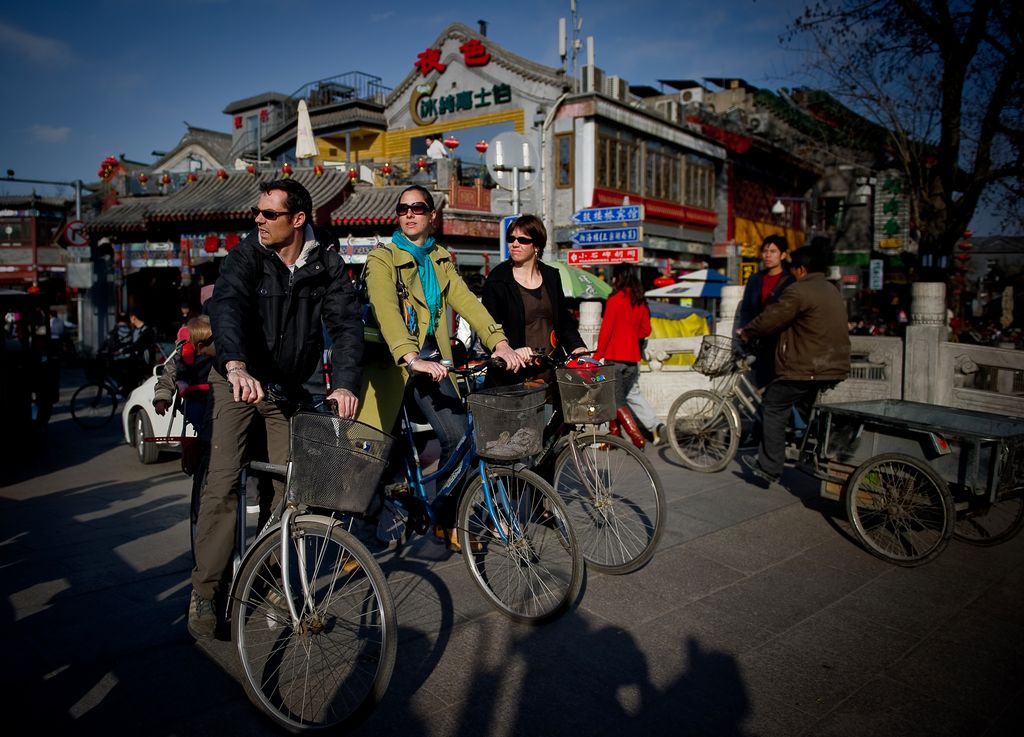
left=801, top=399, right=1024, bottom=567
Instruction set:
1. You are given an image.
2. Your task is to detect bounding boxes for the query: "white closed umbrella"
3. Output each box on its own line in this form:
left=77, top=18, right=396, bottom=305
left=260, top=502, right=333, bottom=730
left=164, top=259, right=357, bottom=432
left=295, top=100, right=317, bottom=160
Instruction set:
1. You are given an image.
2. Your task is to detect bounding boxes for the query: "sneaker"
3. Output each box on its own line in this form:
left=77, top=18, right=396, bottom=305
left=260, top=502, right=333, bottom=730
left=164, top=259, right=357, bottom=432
left=187, top=589, right=217, bottom=640
left=740, top=454, right=781, bottom=487
left=652, top=423, right=667, bottom=447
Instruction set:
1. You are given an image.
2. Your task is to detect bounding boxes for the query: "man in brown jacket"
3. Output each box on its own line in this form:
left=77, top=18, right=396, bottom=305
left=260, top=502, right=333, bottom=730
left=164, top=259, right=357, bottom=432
left=736, top=243, right=850, bottom=484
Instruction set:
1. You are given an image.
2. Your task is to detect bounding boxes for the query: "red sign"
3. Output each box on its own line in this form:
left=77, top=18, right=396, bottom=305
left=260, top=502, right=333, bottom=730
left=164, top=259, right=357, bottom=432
left=568, top=247, right=642, bottom=265
left=415, top=48, right=447, bottom=76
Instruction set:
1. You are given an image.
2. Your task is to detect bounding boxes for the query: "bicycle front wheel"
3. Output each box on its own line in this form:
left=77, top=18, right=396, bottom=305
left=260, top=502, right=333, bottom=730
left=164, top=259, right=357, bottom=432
left=553, top=433, right=665, bottom=574
left=666, top=389, right=739, bottom=472
left=231, top=518, right=397, bottom=733
left=457, top=467, right=583, bottom=624
left=70, top=382, right=118, bottom=428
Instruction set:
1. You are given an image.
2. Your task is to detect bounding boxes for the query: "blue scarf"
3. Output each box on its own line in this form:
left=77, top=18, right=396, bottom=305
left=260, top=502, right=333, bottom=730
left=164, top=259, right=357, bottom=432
left=392, top=231, right=441, bottom=335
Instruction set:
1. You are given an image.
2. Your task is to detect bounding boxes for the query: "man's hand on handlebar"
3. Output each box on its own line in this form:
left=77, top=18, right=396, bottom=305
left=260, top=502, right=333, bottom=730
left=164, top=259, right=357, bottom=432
left=326, top=387, right=359, bottom=418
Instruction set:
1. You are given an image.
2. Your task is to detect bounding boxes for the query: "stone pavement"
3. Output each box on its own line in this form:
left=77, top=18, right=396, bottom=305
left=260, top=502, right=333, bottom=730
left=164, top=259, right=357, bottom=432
left=2, top=372, right=1022, bottom=736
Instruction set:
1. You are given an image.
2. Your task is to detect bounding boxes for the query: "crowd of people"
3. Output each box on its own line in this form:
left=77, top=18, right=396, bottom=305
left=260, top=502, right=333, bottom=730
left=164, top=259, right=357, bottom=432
left=88, top=177, right=844, bottom=638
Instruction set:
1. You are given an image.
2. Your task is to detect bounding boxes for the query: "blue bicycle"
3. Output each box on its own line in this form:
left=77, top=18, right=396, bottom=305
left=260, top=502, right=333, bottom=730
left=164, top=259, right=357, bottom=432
left=384, top=359, right=584, bottom=624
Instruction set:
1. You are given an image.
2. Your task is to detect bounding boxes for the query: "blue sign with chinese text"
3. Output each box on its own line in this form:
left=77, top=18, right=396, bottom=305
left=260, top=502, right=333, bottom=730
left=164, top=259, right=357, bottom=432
left=570, top=227, right=642, bottom=246
left=571, top=205, right=643, bottom=225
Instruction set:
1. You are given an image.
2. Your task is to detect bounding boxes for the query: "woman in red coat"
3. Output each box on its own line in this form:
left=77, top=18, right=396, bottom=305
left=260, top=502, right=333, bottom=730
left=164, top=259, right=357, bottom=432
left=594, top=263, right=652, bottom=448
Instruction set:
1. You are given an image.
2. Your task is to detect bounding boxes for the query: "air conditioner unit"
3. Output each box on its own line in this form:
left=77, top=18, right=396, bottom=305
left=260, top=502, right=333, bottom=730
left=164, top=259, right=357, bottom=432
left=605, top=75, right=629, bottom=102
left=680, top=88, right=704, bottom=104
left=654, top=99, right=681, bottom=124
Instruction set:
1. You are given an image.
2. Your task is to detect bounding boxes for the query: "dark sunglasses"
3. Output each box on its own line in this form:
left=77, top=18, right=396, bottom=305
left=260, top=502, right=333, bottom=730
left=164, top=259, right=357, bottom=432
left=507, top=235, right=535, bottom=245
left=395, top=202, right=430, bottom=216
left=250, top=206, right=293, bottom=221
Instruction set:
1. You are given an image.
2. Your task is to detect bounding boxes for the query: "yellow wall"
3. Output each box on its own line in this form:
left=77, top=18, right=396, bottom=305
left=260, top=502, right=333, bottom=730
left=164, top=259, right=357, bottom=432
left=734, top=217, right=806, bottom=259
left=382, top=109, right=524, bottom=161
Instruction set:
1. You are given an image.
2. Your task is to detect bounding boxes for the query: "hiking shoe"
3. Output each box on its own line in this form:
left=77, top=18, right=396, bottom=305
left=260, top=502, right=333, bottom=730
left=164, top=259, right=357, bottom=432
left=740, top=455, right=781, bottom=487
left=187, top=589, right=217, bottom=640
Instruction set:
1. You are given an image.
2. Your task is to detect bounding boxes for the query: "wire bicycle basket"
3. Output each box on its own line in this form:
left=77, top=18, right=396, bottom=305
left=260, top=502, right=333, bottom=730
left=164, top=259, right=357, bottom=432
left=287, top=413, right=394, bottom=514
left=556, top=363, right=618, bottom=424
left=693, top=335, right=742, bottom=377
left=468, top=383, right=547, bottom=461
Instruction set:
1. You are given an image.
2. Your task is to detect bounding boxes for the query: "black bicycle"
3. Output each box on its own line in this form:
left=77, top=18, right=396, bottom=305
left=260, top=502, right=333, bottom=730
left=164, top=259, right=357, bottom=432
left=70, top=353, right=145, bottom=428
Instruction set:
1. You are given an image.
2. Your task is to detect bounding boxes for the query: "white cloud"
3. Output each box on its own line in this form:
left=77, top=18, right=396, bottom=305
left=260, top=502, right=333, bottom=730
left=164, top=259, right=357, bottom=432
left=0, top=22, right=74, bottom=66
left=31, top=124, right=72, bottom=143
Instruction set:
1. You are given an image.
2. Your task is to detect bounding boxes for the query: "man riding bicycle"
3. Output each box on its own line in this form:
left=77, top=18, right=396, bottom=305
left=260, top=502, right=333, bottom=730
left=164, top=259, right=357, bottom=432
left=188, top=178, right=364, bottom=640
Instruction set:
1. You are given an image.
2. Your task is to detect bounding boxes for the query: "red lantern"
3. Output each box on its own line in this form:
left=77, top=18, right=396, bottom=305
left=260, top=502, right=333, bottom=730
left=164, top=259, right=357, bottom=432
left=313, top=164, right=324, bottom=176
left=137, top=173, right=149, bottom=185
left=959, top=240, right=973, bottom=251
left=416, top=157, right=427, bottom=171
left=185, top=173, right=197, bottom=184
left=259, top=108, right=269, bottom=122
left=233, top=115, right=243, bottom=129
left=216, top=168, right=228, bottom=181
left=653, top=276, right=674, bottom=287
left=956, top=252, right=971, bottom=262
left=160, top=173, right=171, bottom=186
left=224, top=233, right=241, bottom=251
left=382, top=162, right=392, bottom=175
left=281, top=162, right=293, bottom=177
left=203, top=234, right=220, bottom=253
left=246, top=163, right=256, bottom=175
left=475, top=140, right=488, bottom=154
left=443, top=135, right=459, bottom=151
left=348, top=168, right=358, bottom=181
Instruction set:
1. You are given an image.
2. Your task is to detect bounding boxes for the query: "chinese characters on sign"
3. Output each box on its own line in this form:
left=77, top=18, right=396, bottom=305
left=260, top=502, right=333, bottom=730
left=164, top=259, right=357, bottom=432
left=415, top=41, right=492, bottom=77
left=412, top=82, right=513, bottom=126
left=568, top=248, right=642, bottom=265
left=873, top=170, right=909, bottom=250
left=571, top=205, right=643, bottom=224
left=570, top=227, right=642, bottom=246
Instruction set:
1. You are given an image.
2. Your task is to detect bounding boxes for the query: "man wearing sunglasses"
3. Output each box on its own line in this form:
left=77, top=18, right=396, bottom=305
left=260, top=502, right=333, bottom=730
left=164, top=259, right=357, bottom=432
left=188, top=178, right=363, bottom=640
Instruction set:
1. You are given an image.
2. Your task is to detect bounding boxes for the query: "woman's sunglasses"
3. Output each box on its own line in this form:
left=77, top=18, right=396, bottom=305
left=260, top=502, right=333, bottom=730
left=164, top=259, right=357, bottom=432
left=250, top=206, right=293, bottom=221
left=507, top=235, right=535, bottom=245
left=396, top=202, right=431, bottom=216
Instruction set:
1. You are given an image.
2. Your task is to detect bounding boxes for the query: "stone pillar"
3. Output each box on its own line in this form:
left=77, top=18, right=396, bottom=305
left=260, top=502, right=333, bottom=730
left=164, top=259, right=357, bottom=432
left=578, top=300, right=602, bottom=351
left=904, top=282, right=947, bottom=404
left=716, top=285, right=745, bottom=337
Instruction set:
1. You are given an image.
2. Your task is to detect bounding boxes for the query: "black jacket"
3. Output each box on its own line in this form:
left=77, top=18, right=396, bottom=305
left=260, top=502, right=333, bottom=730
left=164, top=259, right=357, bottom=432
left=737, top=267, right=795, bottom=329
left=481, top=260, right=586, bottom=357
left=208, top=228, right=363, bottom=393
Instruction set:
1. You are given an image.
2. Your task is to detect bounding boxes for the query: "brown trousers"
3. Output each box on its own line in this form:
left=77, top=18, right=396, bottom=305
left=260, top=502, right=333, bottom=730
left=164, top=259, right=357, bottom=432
left=190, top=368, right=289, bottom=601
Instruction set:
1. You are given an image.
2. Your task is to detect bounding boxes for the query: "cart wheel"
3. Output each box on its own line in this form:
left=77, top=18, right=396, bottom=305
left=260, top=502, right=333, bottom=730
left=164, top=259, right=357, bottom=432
left=844, top=452, right=953, bottom=566
left=954, top=486, right=1024, bottom=547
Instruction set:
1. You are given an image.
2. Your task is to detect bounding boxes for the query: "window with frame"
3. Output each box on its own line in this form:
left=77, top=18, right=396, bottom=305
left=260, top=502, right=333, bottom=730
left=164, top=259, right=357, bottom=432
left=644, top=141, right=682, bottom=202
left=596, top=127, right=640, bottom=195
left=555, top=133, right=573, bottom=189
left=685, top=155, right=715, bottom=210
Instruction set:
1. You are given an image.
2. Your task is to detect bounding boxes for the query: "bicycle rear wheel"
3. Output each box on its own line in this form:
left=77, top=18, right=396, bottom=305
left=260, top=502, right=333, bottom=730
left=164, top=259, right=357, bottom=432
left=457, top=467, right=583, bottom=624
left=231, top=518, right=396, bottom=733
left=553, top=433, right=665, bottom=574
left=845, top=453, right=954, bottom=566
left=666, top=389, right=739, bottom=472
left=70, top=381, right=117, bottom=428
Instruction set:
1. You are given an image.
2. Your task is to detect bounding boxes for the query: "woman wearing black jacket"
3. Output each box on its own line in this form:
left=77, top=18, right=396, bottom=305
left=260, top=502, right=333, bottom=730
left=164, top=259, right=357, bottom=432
left=736, top=235, right=795, bottom=389
left=481, top=214, right=586, bottom=386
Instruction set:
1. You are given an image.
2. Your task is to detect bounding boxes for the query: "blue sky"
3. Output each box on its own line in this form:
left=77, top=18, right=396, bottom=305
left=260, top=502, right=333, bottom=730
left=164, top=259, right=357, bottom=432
left=0, top=0, right=998, bottom=232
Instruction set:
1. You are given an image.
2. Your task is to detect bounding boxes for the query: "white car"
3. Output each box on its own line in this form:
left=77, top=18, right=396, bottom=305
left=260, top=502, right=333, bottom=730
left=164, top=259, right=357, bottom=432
left=121, top=364, right=198, bottom=464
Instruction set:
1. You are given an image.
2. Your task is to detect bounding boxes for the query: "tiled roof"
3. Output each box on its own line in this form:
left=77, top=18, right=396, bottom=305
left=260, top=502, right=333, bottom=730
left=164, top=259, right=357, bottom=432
left=223, top=92, right=292, bottom=115
left=84, top=195, right=170, bottom=234
left=330, top=186, right=448, bottom=227
left=147, top=168, right=350, bottom=223
left=85, top=169, right=351, bottom=234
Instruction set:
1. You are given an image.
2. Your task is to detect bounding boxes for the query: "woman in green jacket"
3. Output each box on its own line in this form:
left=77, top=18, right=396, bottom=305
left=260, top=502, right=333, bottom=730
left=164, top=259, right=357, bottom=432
left=358, top=185, right=524, bottom=471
